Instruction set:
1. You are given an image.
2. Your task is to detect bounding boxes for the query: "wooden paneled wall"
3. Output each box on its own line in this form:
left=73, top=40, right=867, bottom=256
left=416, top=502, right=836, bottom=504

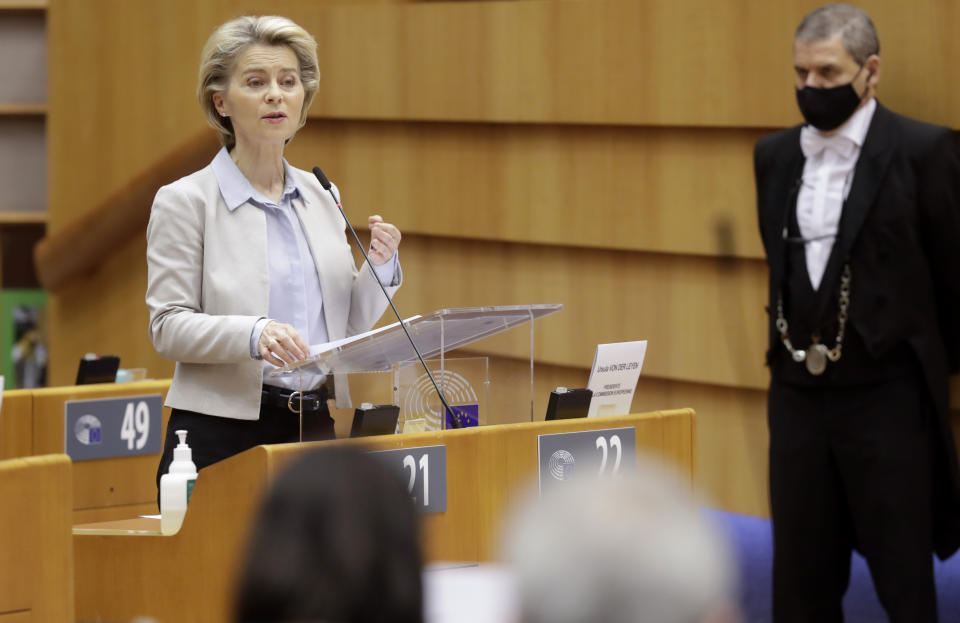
left=46, top=0, right=960, bottom=517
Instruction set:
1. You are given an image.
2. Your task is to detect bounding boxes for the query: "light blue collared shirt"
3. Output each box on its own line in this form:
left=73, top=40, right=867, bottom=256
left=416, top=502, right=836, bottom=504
left=211, top=147, right=398, bottom=389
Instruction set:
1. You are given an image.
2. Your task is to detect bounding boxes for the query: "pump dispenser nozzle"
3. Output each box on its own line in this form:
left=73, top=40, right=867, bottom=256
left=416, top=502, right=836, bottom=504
left=170, top=429, right=196, bottom=473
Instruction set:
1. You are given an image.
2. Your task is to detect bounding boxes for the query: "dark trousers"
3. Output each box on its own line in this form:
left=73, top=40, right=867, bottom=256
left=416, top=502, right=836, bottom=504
left=155, top=397, right=335, bottom=508
left=769, top=372, right=937, bottom=622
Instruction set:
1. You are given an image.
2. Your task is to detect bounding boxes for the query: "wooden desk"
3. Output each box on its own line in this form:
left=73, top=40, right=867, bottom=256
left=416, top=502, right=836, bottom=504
left=0, top=380, right=173, bottom=522
left=73, top=517, right=159, bottom=536
left=74, top=409, right=694, bottom=623
left=0, top=389, right=33, bottom=460
left=0, top=454, right=73, bottom=622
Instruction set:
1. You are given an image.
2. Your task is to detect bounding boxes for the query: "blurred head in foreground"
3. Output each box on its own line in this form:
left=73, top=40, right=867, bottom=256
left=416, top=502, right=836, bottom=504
left=503, top=457, right=738, bottom=623
left=234, top=447, right=423, bottom=623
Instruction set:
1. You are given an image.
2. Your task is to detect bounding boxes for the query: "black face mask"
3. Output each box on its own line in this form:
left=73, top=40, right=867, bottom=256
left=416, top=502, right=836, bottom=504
left=795, top=66, right=869, bottom=131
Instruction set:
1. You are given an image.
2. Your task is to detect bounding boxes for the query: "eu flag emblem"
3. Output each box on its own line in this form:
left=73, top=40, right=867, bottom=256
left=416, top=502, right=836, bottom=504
left=445, top=404, right=479, bottom=428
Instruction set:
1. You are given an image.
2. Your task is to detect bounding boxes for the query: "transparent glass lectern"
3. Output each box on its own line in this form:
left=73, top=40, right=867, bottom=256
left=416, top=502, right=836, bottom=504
left=271, top=304, right=563, bottom=429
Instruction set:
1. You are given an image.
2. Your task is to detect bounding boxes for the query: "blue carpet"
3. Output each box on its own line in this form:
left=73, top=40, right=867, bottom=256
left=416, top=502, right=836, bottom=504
left=703, top=509, right=960, bottom=623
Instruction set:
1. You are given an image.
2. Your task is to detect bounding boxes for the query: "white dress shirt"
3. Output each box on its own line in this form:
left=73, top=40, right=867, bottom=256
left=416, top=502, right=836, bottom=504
left=797, top=97, right=876, bottom=290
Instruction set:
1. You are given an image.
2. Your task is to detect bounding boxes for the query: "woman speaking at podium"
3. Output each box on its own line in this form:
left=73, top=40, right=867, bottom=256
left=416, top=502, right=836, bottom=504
left=146, top=16, right=402, bottom=491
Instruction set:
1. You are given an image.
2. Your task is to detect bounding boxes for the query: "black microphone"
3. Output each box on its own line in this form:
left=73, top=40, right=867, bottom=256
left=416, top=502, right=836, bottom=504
left=312, top=166, right=461, bottom=429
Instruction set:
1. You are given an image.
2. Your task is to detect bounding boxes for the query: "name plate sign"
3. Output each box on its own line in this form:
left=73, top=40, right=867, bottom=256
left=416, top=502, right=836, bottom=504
left=538, top=427, right=636, bottom=494
left=586, top=341, right=647, bottom=418
left=64, top=394, right=163, bottom=461
left=371, top=445, right=447, bottom=513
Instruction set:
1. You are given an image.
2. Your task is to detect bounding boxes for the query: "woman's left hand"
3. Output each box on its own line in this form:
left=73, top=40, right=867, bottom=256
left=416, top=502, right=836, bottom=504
left=368, top=215, right=402, bottom=265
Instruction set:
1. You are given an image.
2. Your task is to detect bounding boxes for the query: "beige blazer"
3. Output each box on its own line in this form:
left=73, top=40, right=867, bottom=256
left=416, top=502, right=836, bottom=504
left=145, top=162, right=401, bottom=420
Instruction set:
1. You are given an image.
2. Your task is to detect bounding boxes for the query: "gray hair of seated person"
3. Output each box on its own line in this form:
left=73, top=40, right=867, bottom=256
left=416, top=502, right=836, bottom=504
left=502, top=456, right=737, bottom=623
left=795, top=3, right=880, bottom=65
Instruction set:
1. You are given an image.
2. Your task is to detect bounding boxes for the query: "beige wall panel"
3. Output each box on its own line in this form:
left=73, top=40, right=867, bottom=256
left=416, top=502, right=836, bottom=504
left=633, top=375, right=770, bottom=517
left=285, top=122, right=767, bottom=259
left=381, top=234, right=770, bottom=390
left=45, top=0, right=455, bottom=233
left=48, top=0, right=960, bottom=231
left=46, top=234, right=174, bottom=386
left=46, top=0, right=328, bottom=233
left=48, top=0, right=211, bottom=232
left=308, top=0, right=959, bottom=127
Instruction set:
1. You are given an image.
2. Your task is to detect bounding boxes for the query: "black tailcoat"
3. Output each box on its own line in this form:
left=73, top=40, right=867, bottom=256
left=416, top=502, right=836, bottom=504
left=755, top=102, right=960, bottom=559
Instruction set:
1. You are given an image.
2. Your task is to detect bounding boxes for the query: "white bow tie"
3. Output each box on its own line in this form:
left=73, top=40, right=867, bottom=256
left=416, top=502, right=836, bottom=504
left=800, top=126, right=858, bottom=159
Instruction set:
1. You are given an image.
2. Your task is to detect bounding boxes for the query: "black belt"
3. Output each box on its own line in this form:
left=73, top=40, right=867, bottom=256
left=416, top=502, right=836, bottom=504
left=261, top=384, right=329, bottom=413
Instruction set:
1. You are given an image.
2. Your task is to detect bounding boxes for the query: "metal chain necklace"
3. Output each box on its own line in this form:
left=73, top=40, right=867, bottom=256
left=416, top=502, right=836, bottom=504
left=775, top=264, right=851, bottom=376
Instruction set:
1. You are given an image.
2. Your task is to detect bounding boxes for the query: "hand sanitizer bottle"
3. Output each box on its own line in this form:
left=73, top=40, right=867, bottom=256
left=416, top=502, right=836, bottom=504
left=160, top=429, right=198, bottom=535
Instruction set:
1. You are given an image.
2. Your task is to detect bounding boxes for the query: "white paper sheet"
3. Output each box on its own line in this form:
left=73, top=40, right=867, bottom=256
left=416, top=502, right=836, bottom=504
left=308, top=315, right=422, bottom=356
left=586, top=340, right=647, bottom=418
left=424, top=563, right=520, bottom=623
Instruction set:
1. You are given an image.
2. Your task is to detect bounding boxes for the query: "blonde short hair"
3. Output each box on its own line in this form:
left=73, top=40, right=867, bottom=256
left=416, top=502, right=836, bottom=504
left=197, top=16, right=320, bottom=149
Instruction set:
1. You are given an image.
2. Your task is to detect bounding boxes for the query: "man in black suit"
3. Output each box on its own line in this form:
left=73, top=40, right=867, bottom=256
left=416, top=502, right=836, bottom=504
left=754, top=4, right=960, bottom=621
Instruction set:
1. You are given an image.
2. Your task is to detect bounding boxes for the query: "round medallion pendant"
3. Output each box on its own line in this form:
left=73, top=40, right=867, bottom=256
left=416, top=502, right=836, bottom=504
left=805, top=343, right=829, bottom=376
